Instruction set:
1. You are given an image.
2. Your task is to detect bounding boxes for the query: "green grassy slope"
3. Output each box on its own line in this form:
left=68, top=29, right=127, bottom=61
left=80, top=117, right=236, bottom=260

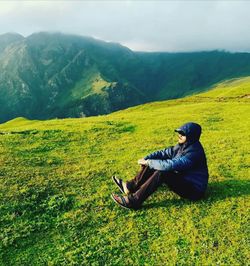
left=0, top=77, right=249, bottom=265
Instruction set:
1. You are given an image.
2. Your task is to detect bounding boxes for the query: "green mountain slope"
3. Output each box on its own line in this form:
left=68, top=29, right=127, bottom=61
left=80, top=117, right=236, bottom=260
left=1, top=32, right=250, bottom=123
left=0, top=33, right=24, bottom=54
left=0, top=77, right=249, bottom=265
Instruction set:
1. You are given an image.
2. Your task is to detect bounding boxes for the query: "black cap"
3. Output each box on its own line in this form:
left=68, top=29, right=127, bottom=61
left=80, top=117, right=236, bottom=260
left=174, top=128, right=186, bottom=136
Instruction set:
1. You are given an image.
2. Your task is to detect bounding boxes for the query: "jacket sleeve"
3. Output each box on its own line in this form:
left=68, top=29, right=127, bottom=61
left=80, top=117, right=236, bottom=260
left=147, top=152, right=195, bottom=172
left=144, top=146, right=174, bottom=160
left=147, top=159, right=173, bottom=171
left=170, top=156, right=193, bottom=171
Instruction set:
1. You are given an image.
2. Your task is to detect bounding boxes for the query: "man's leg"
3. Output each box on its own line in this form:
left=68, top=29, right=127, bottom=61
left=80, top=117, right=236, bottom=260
left=126, top=165, right=156, bottom=193
left=112, top=171, right=203, bottom=209
left=128, top=170, right=165, bottom=208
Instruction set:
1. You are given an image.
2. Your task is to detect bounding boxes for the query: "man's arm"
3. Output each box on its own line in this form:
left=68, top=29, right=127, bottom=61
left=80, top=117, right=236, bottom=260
left=147, top=153, right=195, bottom=172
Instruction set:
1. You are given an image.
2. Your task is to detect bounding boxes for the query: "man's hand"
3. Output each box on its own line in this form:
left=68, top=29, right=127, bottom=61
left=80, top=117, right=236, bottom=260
left=138, top=158, right=148, bottom=165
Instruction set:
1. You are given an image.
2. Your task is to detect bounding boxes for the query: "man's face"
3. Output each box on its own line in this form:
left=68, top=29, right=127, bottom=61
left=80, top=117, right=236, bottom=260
left=178, top=133, right=187, bottom=144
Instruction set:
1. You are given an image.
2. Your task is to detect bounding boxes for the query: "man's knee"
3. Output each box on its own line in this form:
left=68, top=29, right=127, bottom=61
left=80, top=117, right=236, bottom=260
left=152, top=170, right=166, bottom=185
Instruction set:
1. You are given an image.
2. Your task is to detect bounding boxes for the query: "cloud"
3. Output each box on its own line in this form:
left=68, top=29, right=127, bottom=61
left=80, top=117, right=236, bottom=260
left=0, top=1, right=250, bottom=52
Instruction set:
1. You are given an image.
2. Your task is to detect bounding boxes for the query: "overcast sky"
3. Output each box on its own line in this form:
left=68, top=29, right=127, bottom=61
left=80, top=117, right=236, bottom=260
left=0, top=1, right=250, bottom=52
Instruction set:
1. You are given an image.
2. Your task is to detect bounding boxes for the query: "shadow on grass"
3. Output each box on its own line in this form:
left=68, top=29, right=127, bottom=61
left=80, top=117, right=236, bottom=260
left=143, top=179, right=250, bottom=209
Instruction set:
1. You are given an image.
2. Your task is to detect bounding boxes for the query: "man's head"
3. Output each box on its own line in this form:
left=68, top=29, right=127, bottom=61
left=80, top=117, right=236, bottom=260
left=176, top=131, right=187, bottom=144
left=175, top=122, right=202, bottom=145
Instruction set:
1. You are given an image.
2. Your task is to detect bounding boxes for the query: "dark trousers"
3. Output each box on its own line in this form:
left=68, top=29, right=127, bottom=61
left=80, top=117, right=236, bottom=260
left=126, top=165, right=204, bottom=207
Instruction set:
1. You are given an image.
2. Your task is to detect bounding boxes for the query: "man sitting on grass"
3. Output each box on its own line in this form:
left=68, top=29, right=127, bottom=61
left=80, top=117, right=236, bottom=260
left=111, top=122, right=209, bottom=210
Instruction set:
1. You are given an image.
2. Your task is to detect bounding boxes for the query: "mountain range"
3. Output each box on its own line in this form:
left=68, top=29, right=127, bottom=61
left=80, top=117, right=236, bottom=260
left=1, top=31, right=250, bottom=123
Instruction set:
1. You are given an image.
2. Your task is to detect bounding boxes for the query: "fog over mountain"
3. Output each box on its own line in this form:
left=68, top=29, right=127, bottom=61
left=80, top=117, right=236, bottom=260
left=0, top=1, right=250, bottom=52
